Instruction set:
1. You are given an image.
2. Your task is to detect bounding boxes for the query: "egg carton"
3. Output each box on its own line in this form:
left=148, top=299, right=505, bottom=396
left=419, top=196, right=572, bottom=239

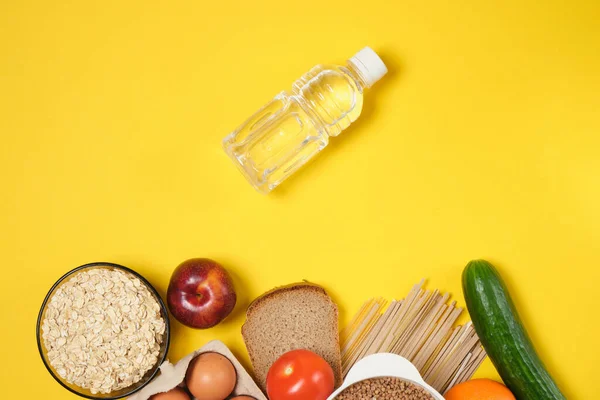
left=130, top=340, right=267, bottom=400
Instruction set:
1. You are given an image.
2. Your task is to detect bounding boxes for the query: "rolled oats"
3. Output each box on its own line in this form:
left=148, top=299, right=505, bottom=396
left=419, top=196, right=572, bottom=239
left=42, top=268, right=166, bottom=394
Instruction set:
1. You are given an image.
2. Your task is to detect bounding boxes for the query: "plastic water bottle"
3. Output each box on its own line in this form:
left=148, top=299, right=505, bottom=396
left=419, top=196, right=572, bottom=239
left=222, top=47, right=388, bottom=193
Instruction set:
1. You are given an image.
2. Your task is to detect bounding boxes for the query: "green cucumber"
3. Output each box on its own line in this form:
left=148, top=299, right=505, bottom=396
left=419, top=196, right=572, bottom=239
left=462, top=259, right=566, bottom=400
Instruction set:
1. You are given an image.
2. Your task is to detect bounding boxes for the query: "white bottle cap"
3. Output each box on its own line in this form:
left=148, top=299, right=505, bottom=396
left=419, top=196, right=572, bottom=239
left=349, top=47, right=388, bottom=88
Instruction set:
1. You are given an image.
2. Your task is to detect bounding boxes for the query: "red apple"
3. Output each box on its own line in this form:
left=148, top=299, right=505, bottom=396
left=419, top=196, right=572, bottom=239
left=167, top=258, right=236, bottom=329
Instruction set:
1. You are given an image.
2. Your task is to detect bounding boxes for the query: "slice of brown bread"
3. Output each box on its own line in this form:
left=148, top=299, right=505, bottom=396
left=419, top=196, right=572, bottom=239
left=241, top=282, right=343, bottom=392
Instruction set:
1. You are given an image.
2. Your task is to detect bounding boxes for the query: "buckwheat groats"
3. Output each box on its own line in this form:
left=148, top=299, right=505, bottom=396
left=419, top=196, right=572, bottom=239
left=335, top=377, right=435, bottom=400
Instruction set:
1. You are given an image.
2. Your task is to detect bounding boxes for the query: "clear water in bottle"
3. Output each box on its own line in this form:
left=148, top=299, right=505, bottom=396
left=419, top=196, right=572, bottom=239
left=223, top=47, right=387, bottom=193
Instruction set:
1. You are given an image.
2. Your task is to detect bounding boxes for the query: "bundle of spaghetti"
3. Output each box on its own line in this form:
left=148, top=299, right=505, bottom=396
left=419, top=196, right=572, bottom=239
left=340, top=280, right=487, bottom=394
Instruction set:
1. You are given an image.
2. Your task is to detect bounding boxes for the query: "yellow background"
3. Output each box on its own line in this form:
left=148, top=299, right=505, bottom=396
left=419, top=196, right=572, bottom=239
left=1, top=0, right=599, bottom=398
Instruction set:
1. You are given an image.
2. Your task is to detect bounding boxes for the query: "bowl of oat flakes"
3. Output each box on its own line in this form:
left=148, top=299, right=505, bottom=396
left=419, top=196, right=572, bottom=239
left=36, top=262, right=170, bottom=399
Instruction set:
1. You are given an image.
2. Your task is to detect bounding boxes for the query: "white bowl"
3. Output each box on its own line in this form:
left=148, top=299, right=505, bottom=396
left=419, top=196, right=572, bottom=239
left=327, top=354, right=444, bottom=400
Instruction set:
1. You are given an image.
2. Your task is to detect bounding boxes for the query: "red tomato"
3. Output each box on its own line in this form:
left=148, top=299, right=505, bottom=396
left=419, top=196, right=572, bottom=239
left=266, top=349, right=335, bottom=400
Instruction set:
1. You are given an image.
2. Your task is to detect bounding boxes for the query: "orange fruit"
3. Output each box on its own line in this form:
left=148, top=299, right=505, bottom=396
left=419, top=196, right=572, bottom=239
left=444, top=379, right=515, bottom=400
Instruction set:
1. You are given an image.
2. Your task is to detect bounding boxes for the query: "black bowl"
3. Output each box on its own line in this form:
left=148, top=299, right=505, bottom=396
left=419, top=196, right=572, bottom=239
left=36, top=262, right=171, bottom=399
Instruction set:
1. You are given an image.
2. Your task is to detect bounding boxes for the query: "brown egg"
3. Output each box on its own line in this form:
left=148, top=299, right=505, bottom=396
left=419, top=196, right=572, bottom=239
left=185, top=352, right=237, bottom=400
left=150, top=387, right=191, bottom=400
left=229, top=397, right=256, bottom=400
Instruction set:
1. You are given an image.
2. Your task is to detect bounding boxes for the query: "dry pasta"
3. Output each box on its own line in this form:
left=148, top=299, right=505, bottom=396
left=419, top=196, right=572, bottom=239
left=340, top=280, right=487, bottom=394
